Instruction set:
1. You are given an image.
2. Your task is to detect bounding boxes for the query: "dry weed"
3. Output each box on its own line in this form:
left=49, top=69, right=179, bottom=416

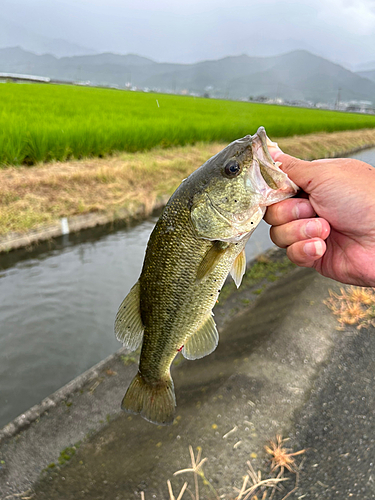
left=173, top=445, right=219, bottom=500
left=324, top=286, right=375, bottom=329
left=233, top=460, right=288, bottom=500
left=277, top=128, right=375, bottom=160
left=265, top=435, right=305, bottom=475
left=139, top=437, right=306, bottom=500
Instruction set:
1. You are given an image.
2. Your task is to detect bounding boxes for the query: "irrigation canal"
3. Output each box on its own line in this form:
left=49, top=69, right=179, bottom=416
left=0, top=147, right=374, bottom=430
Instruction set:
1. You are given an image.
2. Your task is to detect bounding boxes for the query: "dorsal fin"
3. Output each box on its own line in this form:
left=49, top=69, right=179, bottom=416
left=115, top=281, right=144, bottom=351
left=230, top=248, right=246, bottom=288
left=182, top=314, right=219, bottom=360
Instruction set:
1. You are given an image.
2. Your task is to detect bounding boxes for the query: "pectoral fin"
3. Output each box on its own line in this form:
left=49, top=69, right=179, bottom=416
left=182, top=314, right=219, bottom=360
left=230, top=248, right=246, bottom=288
left=197, top=241, right=229, bottom=280
left=115, top=281, right=144, bottom=351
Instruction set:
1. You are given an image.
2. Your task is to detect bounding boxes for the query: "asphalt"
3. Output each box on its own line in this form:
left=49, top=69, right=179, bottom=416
left=0, top=248, right=374, bottom=500
left=292, top=320, right=375, bottom=498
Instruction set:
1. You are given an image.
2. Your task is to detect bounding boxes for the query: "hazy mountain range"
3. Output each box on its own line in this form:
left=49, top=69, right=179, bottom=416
left=2, top=46, right=375, bottom=104
left=0, top=18, right=96, bottom=57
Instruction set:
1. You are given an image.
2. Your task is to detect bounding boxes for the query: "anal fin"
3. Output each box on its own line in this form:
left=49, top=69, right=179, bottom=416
left=230, top=248, right=246, bottom=288
left=115, top=281, right=144, bottom=351
left=182, top=314, right=219, bottom=360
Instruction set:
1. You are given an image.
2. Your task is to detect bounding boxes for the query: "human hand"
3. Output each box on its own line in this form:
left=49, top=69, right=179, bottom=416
left=264, top=144, right=375, bottom=287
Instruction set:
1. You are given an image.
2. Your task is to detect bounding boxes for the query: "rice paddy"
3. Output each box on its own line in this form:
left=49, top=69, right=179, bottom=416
left=2, top=82, right=375, bottom=166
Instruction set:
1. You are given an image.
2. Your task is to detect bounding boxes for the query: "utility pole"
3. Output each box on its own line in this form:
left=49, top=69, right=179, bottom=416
left=335, top=88, right=341, bottom=110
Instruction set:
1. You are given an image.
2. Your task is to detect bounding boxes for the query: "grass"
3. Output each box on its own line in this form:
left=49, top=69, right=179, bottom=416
left=1, top=82, right=375, bottom=166
left=2, top=127, right=375, bottom=238
left=57, top=444, right=80, bottom=466
left=218, top=255, right=296, bottom=304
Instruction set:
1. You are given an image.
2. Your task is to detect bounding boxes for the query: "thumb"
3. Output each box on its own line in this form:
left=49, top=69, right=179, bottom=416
left=267, top=144, right=315, bottom=193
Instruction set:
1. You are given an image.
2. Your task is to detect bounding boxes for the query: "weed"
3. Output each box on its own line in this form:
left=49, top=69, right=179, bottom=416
left=57, top=446, right=77, bottom=465
left=121, top=352, right=139, bottom=366
left=219, top=257, right=295, bottom=304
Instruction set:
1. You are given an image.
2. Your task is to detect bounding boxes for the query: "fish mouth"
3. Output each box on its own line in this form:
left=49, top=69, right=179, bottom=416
left=253, top=126, right=274, bottom=163
left=250, top=127, right=299, bottom=199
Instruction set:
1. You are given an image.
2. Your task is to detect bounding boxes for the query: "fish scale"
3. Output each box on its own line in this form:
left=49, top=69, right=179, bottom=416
left=139, top=192, right=243, bottom=378
left=115, top=126, right=298, bottom=425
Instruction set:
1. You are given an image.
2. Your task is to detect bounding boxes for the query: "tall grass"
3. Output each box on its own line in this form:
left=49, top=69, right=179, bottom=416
left=1, top=82, right=375, bottom=166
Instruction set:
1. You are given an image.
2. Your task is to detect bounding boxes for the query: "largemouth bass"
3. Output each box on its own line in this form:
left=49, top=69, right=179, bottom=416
left=115, top=127, right=298, bottom=425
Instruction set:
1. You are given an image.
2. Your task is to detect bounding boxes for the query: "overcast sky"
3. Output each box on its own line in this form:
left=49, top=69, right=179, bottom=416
left=2, top=0, right=375, bottom=68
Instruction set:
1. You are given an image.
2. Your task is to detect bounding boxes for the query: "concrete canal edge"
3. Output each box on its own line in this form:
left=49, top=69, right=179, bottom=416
left=0, top=346, right=130, bottom=442
left=0, top=248, right=347, bottom=498
left=0, top=195, right=169, bottom=253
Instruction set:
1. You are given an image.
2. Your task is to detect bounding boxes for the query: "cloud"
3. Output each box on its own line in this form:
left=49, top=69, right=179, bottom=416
left=2, top=0, right=375, bottom=66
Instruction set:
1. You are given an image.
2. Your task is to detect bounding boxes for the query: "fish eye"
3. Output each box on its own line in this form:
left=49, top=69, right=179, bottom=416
left=223, top=159, right=242, bottom=178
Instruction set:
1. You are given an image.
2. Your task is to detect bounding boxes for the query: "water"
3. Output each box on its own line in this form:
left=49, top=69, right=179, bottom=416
left=346, top=147, right=375, bottom=165
left=0, top=214, right=272, bottom=429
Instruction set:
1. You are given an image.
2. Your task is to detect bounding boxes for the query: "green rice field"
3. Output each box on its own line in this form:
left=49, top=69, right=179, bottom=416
left=1, top=82, right=375, bottom=167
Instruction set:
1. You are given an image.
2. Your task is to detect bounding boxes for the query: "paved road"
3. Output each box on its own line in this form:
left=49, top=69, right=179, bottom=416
left=290, top=324, right=375, bottom=499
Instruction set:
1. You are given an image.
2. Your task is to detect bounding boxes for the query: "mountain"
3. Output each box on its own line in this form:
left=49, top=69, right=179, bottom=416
left=354, top=60, right=375, bottom=73
left=357, top=70, right=375, bottom=85
left=1, top=47, right=375, bottom=104
left=0, top=17, right=96, bottom=57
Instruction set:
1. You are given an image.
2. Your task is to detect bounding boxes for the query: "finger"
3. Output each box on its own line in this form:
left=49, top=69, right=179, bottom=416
left=286, top=238, right=327, bottom=267
left=270, top=218, right=330, bottom=248
left=264, top=198, right=316, bottom=226
left=267, top=143, right=318, bottom=193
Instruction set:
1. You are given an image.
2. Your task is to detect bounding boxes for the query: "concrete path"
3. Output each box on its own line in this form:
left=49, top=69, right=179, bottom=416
left=0, top=249, right=373, bottom=500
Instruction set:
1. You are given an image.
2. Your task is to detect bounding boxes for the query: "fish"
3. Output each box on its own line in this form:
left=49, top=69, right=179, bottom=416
left=115, top=126, right=298, bottom=425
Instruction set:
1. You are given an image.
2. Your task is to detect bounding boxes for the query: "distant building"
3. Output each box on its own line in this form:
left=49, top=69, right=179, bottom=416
left=0, top=73, right=50, bottom=84
left=344, top=100, right=374, bottom=114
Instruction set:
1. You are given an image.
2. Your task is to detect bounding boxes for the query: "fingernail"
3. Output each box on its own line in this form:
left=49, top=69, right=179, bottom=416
left=304, top=240, right=324, bottom=257
left=266, top=136, right=283, bottom=151
left=305, top=220, right=321, bottom=238
left=267, top=146, right=283, bottom=161
left=293, top=201, right=313, bottom=220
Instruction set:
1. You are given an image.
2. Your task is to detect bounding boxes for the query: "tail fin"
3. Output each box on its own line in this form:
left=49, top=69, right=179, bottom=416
left=122, top=371, right=176, bottom=425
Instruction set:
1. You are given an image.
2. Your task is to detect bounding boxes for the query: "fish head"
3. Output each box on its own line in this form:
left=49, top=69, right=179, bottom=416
left=190, top=126, right=298, bottom=242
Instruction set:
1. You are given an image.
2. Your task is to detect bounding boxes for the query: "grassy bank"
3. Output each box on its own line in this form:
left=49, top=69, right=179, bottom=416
left=2, top=83, right=375, bottom=166
left=1, top=128, right=375, bottom=239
